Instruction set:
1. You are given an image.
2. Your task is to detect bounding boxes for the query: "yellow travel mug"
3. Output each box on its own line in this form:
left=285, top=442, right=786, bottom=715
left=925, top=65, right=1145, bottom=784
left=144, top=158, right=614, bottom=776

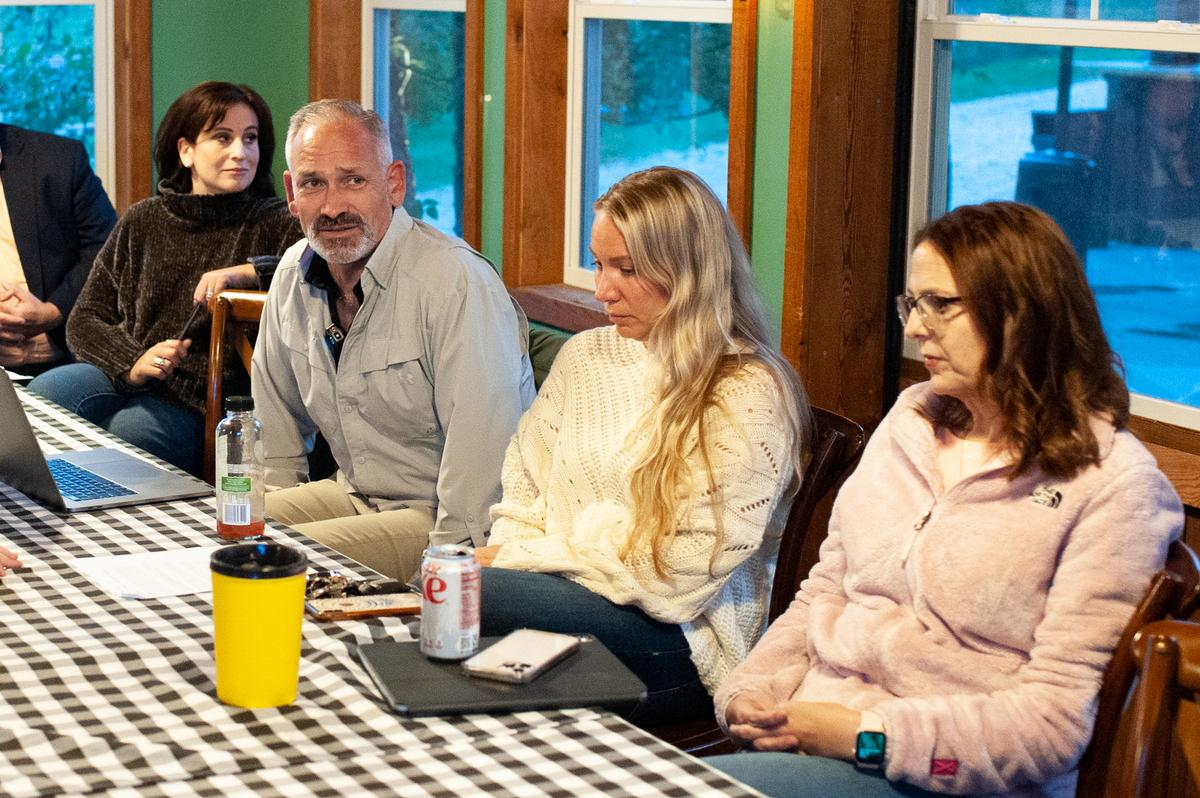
left=210, top=543, right=308, bottom=708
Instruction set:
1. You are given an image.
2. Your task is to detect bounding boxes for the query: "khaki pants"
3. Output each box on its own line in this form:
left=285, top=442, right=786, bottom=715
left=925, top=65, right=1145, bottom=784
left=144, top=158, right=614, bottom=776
left=266, top=479, right=434, bottom=581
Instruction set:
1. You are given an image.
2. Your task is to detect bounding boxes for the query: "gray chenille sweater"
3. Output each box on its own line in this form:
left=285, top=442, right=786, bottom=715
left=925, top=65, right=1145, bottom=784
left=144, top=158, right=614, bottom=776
left=65, top=181, right=301, bottom=414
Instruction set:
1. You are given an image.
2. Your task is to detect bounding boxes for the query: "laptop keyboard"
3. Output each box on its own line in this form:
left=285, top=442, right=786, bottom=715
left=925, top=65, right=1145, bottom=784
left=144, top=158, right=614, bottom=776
left=47, top=458, right=136, bottom=502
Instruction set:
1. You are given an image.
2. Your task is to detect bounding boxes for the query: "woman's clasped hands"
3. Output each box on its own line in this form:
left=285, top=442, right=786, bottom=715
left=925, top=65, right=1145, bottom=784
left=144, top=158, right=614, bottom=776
left=726, top=692, right=861, bottom=761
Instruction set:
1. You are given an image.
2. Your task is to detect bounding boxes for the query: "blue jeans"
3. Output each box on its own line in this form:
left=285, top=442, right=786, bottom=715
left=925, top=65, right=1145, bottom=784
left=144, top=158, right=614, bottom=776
left=29, top=363, right=205, bottom=477
left=707, top=753, right=943, bottom=798
left=480, top=568, right=711, bottom=725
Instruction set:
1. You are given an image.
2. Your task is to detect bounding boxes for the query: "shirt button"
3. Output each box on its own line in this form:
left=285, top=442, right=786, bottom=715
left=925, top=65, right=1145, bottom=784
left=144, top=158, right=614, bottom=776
left=467, top=515, right=475, bottom=523
left=356, top=456, right=366, bottom=465
left=342, top=404, right=353, bottom=414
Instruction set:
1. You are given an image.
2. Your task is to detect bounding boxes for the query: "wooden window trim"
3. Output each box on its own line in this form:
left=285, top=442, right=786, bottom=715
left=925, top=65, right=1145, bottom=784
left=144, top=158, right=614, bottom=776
left=502, top=0, right=757, bottom=326
left=112, top=0, right=152, bottom=212
left=308, top=0, right=483, bottom=249
left=727, top=0, right=756, bottom=243
left=509, top=284, right=607, bottom=333
left=309, top=0, right=361, bottom=101
left=780, top=3, right=902, bottom=425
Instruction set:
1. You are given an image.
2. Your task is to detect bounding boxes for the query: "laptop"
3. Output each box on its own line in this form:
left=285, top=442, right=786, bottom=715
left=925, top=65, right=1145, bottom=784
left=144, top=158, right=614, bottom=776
left=358, top=635, right=647, bottom=717
left=0, top=370, right=212, bottom=511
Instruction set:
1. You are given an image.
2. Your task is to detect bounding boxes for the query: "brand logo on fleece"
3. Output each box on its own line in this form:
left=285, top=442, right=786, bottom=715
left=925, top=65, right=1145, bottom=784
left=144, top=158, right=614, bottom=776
left=930, top=758, right=958, bottom=776
left=1031, top=484, right=1062, bottom=508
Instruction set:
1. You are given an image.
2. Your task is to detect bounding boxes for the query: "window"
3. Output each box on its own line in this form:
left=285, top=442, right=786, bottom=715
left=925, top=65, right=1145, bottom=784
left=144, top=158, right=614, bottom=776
left=0, top=0, right=113, bottom=193
left=910, top=1, right=1200, bottom=428
left=564, top=0, right=732, bottom=289
left=362, top=0, right=467, bottom=239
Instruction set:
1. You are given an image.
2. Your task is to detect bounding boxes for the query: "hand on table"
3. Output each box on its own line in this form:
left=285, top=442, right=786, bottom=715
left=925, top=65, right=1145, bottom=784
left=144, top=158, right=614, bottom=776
left=0, top=545, right=22, bottom=578
left=474, top=544, right=503, bottom=567
left=727, top=693, right=861, bottom=760
left=0, top=281, right=63, bottom=342
left=193, top=263, right=258, bottom=308
left=126, top=339, right=191, bottom=386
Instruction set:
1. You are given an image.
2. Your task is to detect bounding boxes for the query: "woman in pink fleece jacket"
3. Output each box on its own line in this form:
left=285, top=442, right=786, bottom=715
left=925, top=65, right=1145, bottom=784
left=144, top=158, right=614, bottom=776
left=708, top=202, right=1183, bottom=797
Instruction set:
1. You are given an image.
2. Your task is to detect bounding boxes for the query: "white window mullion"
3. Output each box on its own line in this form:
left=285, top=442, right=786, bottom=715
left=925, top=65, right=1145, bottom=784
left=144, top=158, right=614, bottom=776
left=927, top=19, right=1200, bottom=52
left=563, top=4, right=592, bottom=288
left=93, top=0, right=113, bottom=203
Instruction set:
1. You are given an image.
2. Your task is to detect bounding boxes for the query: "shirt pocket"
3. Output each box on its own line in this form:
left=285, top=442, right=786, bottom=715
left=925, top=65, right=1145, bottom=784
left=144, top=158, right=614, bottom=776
left=355, top=336, right=441, bottom=442
left=279, top=308, right=335, bottom=377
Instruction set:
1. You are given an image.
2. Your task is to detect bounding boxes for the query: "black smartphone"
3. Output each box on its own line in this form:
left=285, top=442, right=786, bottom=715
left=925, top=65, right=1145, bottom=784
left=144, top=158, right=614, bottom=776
left=176, top=302, right=204, bottom=341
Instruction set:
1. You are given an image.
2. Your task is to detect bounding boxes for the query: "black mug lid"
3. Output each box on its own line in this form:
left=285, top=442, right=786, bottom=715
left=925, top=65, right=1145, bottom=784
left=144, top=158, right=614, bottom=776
left=211, top=543, right=307, bottom=579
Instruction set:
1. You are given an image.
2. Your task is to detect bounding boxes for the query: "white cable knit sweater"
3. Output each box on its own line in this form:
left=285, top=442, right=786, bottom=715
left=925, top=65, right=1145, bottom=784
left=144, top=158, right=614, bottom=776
left=488, top=326, right=797, bottom=692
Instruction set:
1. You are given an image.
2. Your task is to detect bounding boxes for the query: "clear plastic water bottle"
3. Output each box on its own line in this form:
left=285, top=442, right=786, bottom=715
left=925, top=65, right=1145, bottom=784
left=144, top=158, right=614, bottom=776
left=215, top=395, right=265, bottom=540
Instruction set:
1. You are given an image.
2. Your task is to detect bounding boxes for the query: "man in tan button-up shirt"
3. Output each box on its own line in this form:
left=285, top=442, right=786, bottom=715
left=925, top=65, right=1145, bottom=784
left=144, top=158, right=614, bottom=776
left=253, top=100, right=534, bottom=581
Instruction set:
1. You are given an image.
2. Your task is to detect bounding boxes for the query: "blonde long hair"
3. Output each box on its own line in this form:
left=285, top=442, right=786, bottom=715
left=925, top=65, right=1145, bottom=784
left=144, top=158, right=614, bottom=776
left=594, top=167, right=811, bottom=573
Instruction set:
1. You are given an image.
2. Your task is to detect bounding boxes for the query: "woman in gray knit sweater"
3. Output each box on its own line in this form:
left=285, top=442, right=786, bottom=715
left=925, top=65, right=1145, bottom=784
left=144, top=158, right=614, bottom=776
left=31, top=82, right=300, bottom=476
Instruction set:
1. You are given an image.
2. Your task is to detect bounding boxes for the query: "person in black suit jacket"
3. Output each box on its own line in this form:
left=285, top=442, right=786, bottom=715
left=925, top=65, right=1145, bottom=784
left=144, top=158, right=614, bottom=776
left=0, top=124, right=116, bottom=373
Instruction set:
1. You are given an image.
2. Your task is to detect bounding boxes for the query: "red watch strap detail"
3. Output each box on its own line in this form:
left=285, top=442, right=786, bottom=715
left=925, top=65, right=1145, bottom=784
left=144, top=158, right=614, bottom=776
left=931, top=758, right=958, bottom=776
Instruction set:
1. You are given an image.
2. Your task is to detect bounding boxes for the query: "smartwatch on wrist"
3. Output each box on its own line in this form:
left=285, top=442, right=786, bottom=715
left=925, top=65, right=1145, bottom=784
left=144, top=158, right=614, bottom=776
left=854, top=710, right=887, bottom=770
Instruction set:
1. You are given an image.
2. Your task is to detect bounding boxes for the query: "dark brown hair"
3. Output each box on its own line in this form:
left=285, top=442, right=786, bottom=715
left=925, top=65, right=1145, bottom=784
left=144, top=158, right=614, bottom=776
left=914, top=201, right=1128, bottom=479
left=154, top=81, right=277, bottom=196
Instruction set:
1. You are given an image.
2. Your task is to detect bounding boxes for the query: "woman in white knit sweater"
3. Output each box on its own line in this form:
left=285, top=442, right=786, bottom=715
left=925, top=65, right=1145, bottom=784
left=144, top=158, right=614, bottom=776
left=473, top=167, right=811, bottom=724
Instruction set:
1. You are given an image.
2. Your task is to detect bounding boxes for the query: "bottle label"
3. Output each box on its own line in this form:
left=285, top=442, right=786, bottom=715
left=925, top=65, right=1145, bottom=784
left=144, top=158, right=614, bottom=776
left=221, top=501, right=252, bottom=526
left=220, top=476, right=252, bottom=493
left=215, top=460, right=260, bottom=530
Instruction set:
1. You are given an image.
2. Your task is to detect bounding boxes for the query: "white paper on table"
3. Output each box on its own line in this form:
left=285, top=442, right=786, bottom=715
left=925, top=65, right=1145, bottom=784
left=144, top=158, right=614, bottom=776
left=69, top=547, right=220, bottom=599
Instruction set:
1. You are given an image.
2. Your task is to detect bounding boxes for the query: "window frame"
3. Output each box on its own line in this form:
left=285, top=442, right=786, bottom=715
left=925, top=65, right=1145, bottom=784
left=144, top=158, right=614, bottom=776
left=907, top=1, right=1200, bottom=431
left=358, top=0, right=482, bottom=247
left=562, top=0, right=734, bottom=290
left=0, top=0, right=116, bottom=201
left=501, top=0, right=754, bottom=332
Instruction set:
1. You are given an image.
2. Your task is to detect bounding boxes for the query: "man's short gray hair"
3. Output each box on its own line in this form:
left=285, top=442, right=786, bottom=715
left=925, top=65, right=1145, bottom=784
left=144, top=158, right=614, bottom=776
left=286, top=99, right=393, bottom=167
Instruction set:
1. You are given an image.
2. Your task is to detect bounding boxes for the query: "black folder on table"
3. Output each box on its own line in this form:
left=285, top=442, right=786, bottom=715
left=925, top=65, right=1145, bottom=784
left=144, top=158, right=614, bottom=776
left=358, top=635, right=647, bottom=717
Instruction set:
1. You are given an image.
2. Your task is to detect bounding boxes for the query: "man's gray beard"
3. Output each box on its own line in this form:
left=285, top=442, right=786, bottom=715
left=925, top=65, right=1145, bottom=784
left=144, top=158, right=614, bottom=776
left=307, top=224, right=378, bottom=265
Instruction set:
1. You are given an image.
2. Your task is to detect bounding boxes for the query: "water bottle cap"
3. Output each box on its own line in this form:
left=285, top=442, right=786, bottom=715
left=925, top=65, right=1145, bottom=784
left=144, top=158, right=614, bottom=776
left=224, top=395, right=254, bottom=412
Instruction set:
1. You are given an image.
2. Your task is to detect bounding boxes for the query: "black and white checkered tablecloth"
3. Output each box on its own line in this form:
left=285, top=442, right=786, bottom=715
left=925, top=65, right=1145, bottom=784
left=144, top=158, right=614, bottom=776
left=0, top=388, right=759, bottom=797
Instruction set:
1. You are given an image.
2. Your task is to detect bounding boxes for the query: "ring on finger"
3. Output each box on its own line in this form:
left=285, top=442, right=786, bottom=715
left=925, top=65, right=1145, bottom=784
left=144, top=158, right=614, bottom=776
left=153, top=356, right=169, bottom=368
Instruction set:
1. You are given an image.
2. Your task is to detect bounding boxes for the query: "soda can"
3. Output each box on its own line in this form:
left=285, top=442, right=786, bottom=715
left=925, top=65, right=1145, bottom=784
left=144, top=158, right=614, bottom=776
left=419, top=544, right=480, bottom=660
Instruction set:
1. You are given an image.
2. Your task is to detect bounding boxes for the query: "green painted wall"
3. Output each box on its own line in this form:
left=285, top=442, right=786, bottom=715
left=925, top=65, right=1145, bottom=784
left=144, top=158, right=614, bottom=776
left=749, top=4, right=794, bottom=339
left=150, top=0, right=309, bottom=197
left=480, top=0, right=507, bottom=266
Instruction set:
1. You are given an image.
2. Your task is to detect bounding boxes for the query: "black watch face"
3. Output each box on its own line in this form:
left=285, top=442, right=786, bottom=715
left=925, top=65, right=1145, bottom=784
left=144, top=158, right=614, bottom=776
left=856, top=730, right=886, bottom=767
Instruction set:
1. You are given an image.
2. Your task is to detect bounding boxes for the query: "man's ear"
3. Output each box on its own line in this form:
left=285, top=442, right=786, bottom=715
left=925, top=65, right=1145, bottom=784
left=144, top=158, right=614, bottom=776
left=386, top=161, right=407, bottom=208
left=283, top=171, right=298, bottom=215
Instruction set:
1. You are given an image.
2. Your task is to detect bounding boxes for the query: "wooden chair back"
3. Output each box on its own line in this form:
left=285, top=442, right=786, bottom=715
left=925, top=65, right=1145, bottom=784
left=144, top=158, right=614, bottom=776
left=645, top=405, right=866, bottom=754
left=768, top=406, right=866, bottom=622
left=1076, top=539, right=1200, bottom=796
left=203, top=290, right=268, bottom=484
left=1113, top=618, right=1200, bottom=798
